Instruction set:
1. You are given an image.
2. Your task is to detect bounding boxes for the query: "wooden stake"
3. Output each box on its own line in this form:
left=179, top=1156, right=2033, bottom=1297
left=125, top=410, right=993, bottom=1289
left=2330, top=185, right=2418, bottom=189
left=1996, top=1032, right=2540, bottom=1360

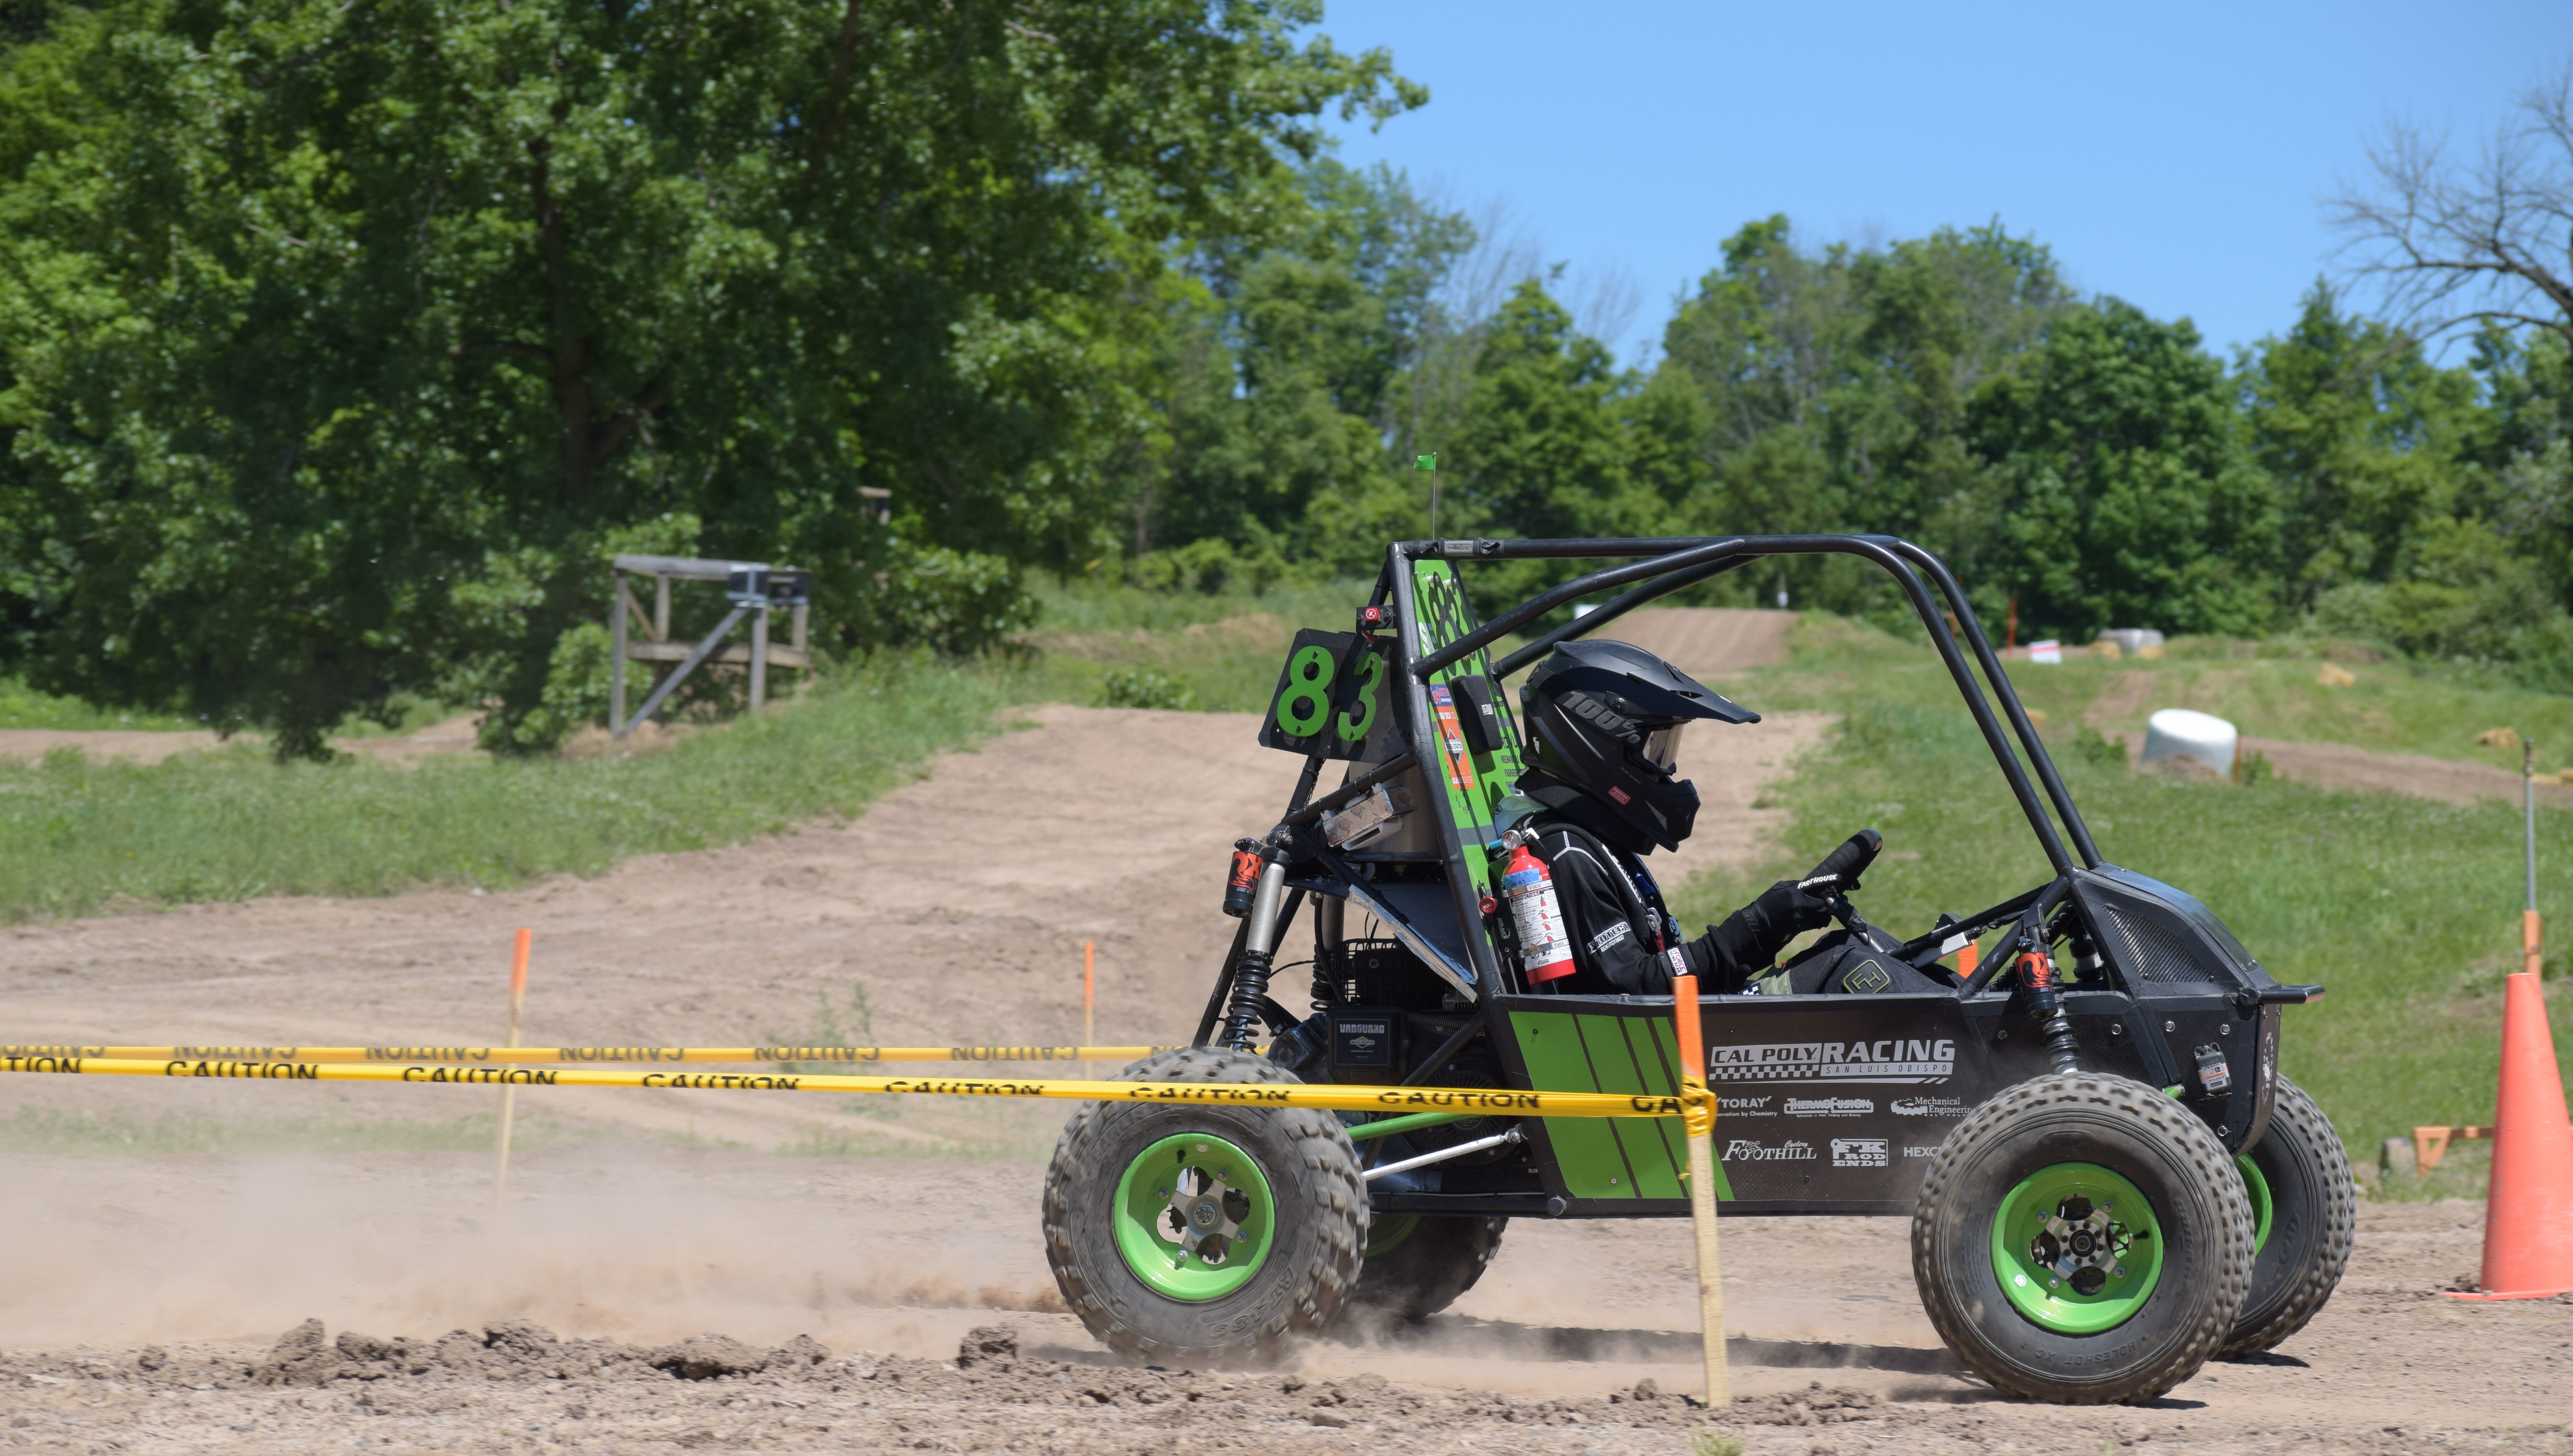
left=1670, top=972, right=1727, bottom=1406
left=492, top=929, right=531, bottom=1211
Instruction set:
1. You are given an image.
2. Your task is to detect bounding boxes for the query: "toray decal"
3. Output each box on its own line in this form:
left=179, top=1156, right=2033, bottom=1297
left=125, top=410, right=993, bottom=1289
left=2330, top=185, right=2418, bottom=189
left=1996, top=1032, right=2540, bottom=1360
left=1708, top=1039, right=1957, bottom=1084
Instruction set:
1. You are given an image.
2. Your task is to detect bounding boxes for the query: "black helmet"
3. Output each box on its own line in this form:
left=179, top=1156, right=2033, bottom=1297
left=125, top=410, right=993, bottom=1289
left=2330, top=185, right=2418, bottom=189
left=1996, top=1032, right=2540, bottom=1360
left=1517, top=639, right=1758, bottom=853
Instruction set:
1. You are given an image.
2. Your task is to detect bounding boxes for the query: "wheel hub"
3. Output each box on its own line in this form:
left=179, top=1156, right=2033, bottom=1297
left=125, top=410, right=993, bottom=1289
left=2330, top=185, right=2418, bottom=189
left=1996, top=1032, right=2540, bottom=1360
left=1992, top=1161, right=2166, bottom=1335
left=1164, top=1163, right=1252, bottom=1266
left=1112, top=1132, right=1274, bottom=1301
left=2032, top=1193, right=2132, bottom=1296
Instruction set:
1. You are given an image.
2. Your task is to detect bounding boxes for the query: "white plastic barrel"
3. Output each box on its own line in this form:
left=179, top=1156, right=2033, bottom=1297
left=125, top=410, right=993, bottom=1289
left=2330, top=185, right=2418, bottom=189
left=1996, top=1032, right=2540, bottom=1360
left=2142, top=708, right=2236, bottom=777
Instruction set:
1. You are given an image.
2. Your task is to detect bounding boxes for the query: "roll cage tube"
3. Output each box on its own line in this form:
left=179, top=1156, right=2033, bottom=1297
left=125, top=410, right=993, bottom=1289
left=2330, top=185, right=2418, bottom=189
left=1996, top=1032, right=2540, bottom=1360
left=1403, top=535, right=2100, bottom=878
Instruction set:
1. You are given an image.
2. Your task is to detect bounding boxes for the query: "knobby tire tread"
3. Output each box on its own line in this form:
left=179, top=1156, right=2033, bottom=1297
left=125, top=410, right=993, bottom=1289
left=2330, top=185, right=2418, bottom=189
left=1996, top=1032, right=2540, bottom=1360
left=2218, top=1074, right=2355, bottom=1357
left=1041, top=1048, right=1365, bottom=1366
left=1911, top=1071, right=2254, bottom=1405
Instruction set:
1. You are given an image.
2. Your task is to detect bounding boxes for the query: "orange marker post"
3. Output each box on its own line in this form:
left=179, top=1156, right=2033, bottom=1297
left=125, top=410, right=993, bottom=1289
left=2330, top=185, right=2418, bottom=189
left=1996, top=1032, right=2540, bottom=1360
left=1082, top=942, right=1097, bottom=1077
left=491, top=930, right=532, bottom=1209
left=1670, top=973, right=1727, bottom=1406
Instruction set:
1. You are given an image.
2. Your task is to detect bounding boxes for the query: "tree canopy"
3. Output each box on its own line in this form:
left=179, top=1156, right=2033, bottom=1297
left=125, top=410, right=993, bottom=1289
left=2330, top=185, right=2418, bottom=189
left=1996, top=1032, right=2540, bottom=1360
left=1, top=5, right=2567, bottom=751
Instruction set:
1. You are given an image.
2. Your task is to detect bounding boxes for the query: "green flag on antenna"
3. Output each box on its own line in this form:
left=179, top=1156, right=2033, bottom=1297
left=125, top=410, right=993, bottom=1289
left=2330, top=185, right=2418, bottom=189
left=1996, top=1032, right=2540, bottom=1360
left=1415, top=453, right=1436, bottom=471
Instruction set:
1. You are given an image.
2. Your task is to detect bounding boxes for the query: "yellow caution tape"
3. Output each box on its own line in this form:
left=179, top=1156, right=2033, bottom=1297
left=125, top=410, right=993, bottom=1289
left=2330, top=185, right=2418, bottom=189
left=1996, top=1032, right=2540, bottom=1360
left=0, top=1054, right=1700, bottom=1121
left=0, top=1044, right=1216, bottom=1065
left=1679, top=1076, right=1715, bottom=1139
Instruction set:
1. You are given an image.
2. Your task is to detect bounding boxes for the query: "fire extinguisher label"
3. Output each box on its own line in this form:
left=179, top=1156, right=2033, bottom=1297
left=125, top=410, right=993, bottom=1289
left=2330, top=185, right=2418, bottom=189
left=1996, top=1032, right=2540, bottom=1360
left=1503, top=863, right=1573, bottom=981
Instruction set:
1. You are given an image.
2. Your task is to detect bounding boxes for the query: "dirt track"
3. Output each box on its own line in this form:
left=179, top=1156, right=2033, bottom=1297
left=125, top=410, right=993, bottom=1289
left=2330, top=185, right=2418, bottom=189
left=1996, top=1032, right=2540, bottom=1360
left=0, top=1154, right=2565, bottom=1453
left=4, top=632, right=2569, bottom=1449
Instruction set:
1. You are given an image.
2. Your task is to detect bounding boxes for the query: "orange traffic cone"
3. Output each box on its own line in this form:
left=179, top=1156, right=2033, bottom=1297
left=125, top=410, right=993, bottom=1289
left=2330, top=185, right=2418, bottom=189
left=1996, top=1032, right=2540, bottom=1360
left=2443, top=972, right=2573, bottom=1300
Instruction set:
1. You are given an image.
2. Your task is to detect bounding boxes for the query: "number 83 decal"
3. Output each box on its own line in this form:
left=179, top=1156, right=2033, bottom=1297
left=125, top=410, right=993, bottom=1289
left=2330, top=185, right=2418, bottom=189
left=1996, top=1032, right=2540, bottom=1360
left=1273, top=643, right=1383, bottom=743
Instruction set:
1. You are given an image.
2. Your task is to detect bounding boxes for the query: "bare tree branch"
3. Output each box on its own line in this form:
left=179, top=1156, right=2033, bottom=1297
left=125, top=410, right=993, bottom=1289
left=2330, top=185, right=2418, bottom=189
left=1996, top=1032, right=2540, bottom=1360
left=2327, top=60, right=2573, bottom=349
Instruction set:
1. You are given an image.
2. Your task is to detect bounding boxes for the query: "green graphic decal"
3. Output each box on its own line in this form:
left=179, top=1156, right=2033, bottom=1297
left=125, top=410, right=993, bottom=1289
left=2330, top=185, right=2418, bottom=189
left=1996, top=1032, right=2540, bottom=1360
left=1512, top=1010, right=1727, bottom=1203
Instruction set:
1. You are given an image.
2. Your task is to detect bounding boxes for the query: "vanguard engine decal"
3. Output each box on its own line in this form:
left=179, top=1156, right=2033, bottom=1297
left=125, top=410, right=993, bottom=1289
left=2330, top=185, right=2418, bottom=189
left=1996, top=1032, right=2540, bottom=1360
left=1708, top=1038, right=1958, bottom=1084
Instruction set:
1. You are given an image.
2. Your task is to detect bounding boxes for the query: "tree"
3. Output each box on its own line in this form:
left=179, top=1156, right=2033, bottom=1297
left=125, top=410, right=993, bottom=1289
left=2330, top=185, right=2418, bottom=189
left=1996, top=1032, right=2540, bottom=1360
left=0, top=0, right=1418, bottom=754
left=2239, top=283, right=2482, bottom=605
left=1652, top=216, right=2069, bottom=614
left=2328, top=61, right=2573, bottom=351
left=1968, top=302, right=2281, bottom=637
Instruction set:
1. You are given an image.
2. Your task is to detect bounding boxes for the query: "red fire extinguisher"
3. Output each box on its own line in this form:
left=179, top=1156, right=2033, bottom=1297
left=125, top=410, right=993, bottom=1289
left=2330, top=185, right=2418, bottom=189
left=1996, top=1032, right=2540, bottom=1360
left=1498, top=833, right=1575, bottom=984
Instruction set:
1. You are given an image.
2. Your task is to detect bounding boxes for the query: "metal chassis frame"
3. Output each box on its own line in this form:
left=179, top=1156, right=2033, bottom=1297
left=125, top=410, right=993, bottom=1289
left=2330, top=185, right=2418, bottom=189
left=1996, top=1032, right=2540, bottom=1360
left=1205, top=533, right=2306, bottom=1216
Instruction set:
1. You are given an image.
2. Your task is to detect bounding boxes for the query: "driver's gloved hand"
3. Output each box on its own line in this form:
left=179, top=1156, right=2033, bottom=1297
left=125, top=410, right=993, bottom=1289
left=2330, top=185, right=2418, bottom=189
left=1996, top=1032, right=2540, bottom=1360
left=1699, top=879, right=1839, bottom=980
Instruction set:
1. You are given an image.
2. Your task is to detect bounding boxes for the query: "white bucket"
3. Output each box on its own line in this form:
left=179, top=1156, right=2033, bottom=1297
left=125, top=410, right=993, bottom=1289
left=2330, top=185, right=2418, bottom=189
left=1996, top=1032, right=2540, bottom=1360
left=2142, top=708, right=2237, bottom=777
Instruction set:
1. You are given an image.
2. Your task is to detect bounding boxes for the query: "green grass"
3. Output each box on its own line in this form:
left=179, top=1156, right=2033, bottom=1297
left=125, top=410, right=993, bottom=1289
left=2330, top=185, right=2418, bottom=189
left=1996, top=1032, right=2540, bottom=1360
left=1736, top=614, right=2573, bottom=773
left=0, top=678, right=196, bottom=732
left=0, top=654, right=1021, bottom=921
left=1015, top=578, right=1371, bottom=713
left=1666, top=692, right=2573, bottom=1170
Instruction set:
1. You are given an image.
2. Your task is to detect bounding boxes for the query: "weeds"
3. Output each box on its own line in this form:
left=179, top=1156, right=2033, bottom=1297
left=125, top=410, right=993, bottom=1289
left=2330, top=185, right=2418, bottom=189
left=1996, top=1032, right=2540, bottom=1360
left=1095, top=668, right=1200, bottom=711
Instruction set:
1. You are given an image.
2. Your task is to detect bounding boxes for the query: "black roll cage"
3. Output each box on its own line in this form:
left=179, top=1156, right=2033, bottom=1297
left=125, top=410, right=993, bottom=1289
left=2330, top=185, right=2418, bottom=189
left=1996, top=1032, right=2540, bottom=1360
left=1384, top=534, right=2103, bottom=880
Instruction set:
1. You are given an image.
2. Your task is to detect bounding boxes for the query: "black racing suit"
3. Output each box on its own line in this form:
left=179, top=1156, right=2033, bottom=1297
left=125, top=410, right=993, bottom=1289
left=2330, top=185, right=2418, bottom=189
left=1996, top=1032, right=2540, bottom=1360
left=1522, top=816, right=1828, bottom=996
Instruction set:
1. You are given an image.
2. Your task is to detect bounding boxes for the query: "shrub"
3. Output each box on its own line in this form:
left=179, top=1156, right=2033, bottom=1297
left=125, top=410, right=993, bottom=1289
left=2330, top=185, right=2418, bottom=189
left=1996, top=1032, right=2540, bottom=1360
left=1095, top=668, right=1199, bottom=711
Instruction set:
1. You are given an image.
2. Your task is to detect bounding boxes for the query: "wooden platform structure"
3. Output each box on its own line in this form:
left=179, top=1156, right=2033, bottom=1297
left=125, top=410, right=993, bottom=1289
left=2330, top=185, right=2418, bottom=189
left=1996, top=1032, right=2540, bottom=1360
left=609, top=554, right=811, bottom=736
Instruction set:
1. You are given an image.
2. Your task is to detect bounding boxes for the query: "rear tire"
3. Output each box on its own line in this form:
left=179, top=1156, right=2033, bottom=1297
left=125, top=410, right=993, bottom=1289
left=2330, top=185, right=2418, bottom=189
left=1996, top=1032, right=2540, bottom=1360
left=1347, top=1215, right=1506, bottom=1323
left=1041, top=1048, right=1366, bottom=1365
left=2218, top=1075, right=2354, bottom=1357
left=1912, top=1072, right=2253, bottom=1405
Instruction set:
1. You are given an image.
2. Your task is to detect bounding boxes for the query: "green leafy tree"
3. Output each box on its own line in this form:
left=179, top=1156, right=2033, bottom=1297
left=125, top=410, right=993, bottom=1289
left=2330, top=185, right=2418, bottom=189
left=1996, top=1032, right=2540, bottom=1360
left=1968, top=302, right=2281, bottom=637
left=1654, top=216, right=2068, bottom=614
left=0, top=0, right=1417, bottom=754
left=2239, top=283, right=2482, bottom=604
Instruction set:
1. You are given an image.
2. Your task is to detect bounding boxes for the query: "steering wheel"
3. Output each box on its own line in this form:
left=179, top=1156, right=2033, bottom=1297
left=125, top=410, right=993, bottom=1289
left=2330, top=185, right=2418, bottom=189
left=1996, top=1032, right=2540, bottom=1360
left=1796, top=829, right=1883, bottom=937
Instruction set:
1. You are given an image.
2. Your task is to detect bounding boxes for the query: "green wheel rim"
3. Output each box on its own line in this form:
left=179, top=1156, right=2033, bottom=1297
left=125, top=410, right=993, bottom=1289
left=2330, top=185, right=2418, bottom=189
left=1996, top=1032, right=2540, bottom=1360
left=1366, top=1213, right=1420, bottom=1259
left=2236, top=1153, right=2273, bottom=1256
left=1991, top=1161, right=2166, bottom=1335
left=1112, top=1132, right=1277, bottom=1302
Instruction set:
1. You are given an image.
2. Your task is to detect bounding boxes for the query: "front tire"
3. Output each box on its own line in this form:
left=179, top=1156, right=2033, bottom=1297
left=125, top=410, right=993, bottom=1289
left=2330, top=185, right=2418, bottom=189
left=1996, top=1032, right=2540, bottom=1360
left=2219, top=1074, right=2354, bottom=1357
left=1347, top=1215, right=1506, bottom=1323
left=1912, top=1072, right=2254, bottom=1405
left=1042, top=1048, right=1366, bottom=1364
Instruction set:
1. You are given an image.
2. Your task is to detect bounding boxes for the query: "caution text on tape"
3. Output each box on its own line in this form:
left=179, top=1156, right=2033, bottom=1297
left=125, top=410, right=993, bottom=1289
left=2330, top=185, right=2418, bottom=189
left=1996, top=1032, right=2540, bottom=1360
left=0, top=1045, right=1207, bottom=1065
left=0, top=1055, right=1696, bottom=1120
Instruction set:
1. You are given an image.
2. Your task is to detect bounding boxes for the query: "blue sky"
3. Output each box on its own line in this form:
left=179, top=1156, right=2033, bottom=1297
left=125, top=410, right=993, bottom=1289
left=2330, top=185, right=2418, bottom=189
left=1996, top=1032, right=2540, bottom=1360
left=1317, top=2, right=2567, bottom=368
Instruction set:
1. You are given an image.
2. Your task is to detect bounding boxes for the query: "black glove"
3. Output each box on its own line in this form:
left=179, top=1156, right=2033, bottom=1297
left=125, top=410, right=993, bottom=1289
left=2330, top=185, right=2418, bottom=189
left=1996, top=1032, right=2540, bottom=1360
left=1701, top=878, right=1841, bottom=977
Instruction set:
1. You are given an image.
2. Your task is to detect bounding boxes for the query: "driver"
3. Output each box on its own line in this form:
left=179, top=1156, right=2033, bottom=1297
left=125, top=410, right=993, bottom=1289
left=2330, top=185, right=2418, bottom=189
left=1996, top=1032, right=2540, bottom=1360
left=1507, top=640, right=1870, bottom=996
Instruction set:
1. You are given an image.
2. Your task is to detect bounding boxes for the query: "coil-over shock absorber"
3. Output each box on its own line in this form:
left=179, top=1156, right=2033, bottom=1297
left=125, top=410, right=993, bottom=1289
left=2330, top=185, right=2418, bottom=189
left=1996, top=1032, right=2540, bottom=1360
left=1220, top=832, right=1291, bottom=1051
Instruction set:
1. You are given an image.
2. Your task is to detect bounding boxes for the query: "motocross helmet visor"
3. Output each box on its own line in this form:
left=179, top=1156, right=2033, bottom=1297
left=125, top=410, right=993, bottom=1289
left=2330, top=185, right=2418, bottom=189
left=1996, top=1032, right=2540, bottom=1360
left=1518, top=639, right=1758, bottom=853
left=1642, top=724, right=1685, bottom=774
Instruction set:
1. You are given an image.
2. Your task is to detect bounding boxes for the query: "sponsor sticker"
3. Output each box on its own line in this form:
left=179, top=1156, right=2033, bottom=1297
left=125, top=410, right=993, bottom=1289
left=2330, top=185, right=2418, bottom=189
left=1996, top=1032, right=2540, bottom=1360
left=1717, top=1095, right=1776, bottom=1119
left=1708, top=1038, right=1956, bottom=1084
left=1722, top=1138, right=1817, bottom=1162
left=1903, top=1145, right=1943, bottom=1158
left=1784, top=1096, right=1873, bottom=1118
left=1891, top=1095, right=1967, bottom=1117
left=1831, top=1137, right=1889, bottom=1168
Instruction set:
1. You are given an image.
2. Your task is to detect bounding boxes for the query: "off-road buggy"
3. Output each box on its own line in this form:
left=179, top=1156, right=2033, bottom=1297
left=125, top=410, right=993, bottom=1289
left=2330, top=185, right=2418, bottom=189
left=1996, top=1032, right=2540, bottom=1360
left=1042, top=535, right=2353, bottom=1405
